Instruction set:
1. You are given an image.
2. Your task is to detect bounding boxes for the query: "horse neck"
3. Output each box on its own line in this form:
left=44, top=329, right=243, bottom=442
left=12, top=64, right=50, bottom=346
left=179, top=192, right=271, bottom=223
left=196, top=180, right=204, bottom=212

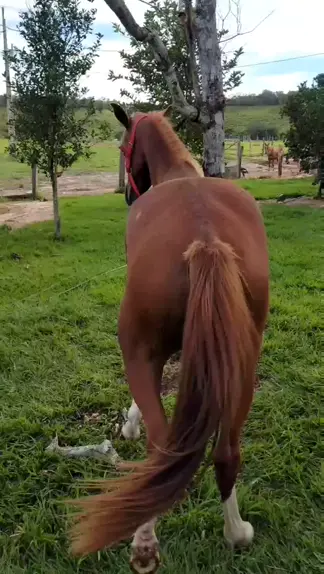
left=142, top=122, right=200, bottom=185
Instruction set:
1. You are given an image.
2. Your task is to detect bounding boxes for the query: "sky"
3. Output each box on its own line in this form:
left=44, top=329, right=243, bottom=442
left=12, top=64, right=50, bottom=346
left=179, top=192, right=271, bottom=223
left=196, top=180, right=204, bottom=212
left=1, top=0, right=324, bottom=100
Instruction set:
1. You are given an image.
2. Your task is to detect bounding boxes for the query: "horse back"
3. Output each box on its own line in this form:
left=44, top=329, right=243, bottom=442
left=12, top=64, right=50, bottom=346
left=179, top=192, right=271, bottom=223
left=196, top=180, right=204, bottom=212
left=122, top=177, right=269, bottom=348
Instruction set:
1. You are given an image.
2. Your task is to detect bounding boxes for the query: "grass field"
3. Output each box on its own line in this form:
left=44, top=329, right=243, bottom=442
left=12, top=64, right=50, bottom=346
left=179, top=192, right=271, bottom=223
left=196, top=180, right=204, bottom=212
left=0, top=139, right=121, bottom=188
left=0, top=185, right=323, bottom=573
left=240, top=178, right=314, bottom=200
left=0, top=105, right=288, bottom=141
left=0, top=103, right=288, bottom=189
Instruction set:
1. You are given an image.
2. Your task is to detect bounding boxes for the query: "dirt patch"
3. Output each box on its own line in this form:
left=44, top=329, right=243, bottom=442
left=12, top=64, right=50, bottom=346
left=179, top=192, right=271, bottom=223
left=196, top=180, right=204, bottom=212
left=0, top=201, right=53, bottom=229
left=39, top=172, right=118, bottom=198
left=161, top=353, right=181, bottom=396
left=0, top=204, right=9, bottom=215
left=0, top=171, right=119, bottom=229
left=261, top=196, right=324, bottom=208
left=279, top=196, right=324, bottom=208
left=239, top=160, right=309, bottom=180
left=0, top=171, right=119, bottom=199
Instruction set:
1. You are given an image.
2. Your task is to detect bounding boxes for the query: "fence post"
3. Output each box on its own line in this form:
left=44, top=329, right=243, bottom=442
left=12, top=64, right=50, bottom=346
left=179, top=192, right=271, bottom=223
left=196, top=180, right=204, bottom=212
left=118, top=147, right=125, bottom=193
left=31, top=164, right=38, bottom=200
left=236, top=140, right=243, bottom=178
left=278, top=153, right=283, bottom=177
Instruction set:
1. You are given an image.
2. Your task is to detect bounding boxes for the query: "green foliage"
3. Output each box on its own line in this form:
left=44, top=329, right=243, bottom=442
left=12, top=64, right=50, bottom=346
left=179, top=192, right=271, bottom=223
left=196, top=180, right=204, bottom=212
left=228, top=89, right=292, bottom=107
left=109, top=0, right=244, bottom=157
left=281, top=74, right=324, bottom=171
left=248, top=122, right=279, bottom=140
left=8, top=0, right=106, bottom=177
left=0, top=193, right=323, bottom=573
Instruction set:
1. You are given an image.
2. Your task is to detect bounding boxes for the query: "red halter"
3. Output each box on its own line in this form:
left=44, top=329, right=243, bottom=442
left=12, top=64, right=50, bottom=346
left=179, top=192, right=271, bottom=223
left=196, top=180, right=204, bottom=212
left=120, top=115, right=148, bottom=199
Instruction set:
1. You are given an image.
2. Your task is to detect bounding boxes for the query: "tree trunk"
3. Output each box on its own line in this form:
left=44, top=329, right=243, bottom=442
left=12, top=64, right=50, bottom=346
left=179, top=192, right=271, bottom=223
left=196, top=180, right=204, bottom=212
left=195, top=0, right=225, bottom=177
left=31, top=163, right=38, bottom=200
left=50, top=163, right=61, bottom=239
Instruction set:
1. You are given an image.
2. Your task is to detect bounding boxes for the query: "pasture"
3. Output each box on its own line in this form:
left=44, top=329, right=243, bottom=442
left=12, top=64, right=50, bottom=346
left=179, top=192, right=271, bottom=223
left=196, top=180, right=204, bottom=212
left=0, top=186, right=322, bottom=573
left=0, top=137, right=286, bottom=193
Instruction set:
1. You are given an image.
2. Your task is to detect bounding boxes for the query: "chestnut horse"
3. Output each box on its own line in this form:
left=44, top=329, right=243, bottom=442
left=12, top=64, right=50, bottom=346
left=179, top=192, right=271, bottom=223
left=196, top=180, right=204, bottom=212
left=70, top=104, right=269, bottom=572
left=265, top=143, right=284, bottom=169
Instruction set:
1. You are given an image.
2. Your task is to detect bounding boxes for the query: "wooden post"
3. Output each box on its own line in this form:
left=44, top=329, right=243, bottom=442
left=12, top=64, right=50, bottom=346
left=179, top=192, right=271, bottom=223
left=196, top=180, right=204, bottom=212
left=249, top=138, right=252, bottom=156
left=32, top=164, right=38, bottom=200
left=236, top=140, right=243, bottom=178
left=278, top=153, right=283, bottom=177
left=1, top=7, right=14, bottom=146
left=118, top=147, right=125, bottom=193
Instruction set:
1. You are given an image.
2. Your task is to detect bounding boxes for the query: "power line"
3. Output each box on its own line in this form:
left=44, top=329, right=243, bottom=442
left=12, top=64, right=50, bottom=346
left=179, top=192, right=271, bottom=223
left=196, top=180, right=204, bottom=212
left=240, top=52, right=324, bottom=69
left=89, top=49, right=324, bottom=66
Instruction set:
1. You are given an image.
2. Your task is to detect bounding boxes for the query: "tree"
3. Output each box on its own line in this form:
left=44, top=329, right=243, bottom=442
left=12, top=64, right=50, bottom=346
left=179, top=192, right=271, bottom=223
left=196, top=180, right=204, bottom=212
left=109, top=0, right=243, bottom=159
left=103, top=0, right=246, bottom=176
left=282, top=74, right=324, bottom=194
left=104, top=0, right=271, bottom=176
left=8, top=0, right=106, bottom=239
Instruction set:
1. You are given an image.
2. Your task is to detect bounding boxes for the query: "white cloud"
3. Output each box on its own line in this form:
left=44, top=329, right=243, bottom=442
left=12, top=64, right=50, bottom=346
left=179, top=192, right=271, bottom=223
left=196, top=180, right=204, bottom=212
left=88, top=0, right=324, bottom=97
left=236, top=72, right=308, bottom=95
left=1, top=0, right=324, bottom=98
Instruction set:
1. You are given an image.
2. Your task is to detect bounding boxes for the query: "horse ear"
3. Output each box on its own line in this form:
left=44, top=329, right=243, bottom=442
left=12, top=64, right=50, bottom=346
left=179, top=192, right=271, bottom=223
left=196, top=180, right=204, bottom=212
left=110, top=103, right=130, bottom=129
left=163, top=104, right=173, bottom=118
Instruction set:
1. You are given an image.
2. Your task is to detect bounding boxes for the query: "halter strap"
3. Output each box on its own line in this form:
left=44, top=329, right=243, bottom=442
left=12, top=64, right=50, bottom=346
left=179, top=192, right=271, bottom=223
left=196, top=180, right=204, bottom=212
left=120, top=114, right=148, bottom=198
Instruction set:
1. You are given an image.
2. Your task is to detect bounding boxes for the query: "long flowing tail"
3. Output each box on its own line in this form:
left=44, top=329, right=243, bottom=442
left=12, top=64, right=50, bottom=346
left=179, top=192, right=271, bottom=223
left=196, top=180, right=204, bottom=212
left=70, top=238, right=258, bottom=555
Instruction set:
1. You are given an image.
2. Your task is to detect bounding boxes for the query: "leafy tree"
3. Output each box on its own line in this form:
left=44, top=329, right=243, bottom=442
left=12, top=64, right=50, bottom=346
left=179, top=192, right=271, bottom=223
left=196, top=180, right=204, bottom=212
left=9, top=0, right=107, bottom=239
left=109, top=0, right=243, bottom=158
left=248, top=122, right=278, bottom=140
left=282, top=74, right=324, bottom=177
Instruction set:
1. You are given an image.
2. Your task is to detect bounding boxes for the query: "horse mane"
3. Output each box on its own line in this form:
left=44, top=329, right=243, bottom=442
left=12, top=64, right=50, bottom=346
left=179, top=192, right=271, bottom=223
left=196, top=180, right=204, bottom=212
left=149, top=112, right=204, bottom=176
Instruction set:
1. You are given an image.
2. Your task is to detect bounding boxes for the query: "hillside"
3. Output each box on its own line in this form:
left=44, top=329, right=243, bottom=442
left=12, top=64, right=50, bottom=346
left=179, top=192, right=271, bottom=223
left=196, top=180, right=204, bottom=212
left=0, top=104, right=288, bottom=140
left=225, top=105, right=288, bottom=138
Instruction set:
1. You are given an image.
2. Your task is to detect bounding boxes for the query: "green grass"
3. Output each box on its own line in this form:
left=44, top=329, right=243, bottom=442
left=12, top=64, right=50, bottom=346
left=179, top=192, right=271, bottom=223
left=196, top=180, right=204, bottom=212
left=0, top=139, right=120, bottom=189
left=240, top=178, right=315, bottom=200
left=226, top=105, right=288, bottom=137
left=0, top=185, right=323, bottom=573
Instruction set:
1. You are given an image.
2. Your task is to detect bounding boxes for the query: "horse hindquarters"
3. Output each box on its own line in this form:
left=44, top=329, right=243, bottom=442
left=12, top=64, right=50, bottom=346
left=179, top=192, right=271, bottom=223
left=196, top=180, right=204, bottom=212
left=69, top=236, right=261, bottom=559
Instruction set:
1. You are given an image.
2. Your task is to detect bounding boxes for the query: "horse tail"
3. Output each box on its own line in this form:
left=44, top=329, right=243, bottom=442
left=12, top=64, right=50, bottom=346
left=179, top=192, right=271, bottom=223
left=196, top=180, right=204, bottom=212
left=70, top=238, right=258, bottom=556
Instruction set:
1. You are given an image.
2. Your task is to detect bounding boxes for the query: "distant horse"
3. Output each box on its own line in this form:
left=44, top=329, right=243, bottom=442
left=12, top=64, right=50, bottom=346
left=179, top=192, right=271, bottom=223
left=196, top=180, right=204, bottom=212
left=265, top=143, right=284, bottom=169
left=70, top=105, right=270, bottom=572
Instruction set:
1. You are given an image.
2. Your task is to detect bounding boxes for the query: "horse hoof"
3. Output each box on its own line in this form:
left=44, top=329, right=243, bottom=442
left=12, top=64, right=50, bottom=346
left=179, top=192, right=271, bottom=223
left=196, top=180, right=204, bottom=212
left=121, top=421, right=141, bottom=440
left=130, top=544, right=161, bottom=573
left=224, top=521, right=254, bottom=548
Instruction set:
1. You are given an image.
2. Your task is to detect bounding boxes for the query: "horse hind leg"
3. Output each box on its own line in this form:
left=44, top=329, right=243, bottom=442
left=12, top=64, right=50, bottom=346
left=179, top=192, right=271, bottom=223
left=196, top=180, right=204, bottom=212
left=120, top=350, right=168, bottom=572
left=130, top=519, right=160, bottom=574
left=122, top=399, right=142, bottom=440
left=214, top=432, right=254, bottom=548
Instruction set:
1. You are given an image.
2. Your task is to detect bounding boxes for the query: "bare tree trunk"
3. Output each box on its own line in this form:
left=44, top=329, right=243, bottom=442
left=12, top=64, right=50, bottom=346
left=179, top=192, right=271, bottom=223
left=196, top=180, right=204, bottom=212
left=31, top=163, right=38, bottom=200
left=50, top=162, right=61, bottom=239
left=195, top=0, right=225, bottom=177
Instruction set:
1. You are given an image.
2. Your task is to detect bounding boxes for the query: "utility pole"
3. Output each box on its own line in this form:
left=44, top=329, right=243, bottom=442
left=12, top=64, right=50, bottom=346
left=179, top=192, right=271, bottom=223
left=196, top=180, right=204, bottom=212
left=1, top=6, right=14, bottom=145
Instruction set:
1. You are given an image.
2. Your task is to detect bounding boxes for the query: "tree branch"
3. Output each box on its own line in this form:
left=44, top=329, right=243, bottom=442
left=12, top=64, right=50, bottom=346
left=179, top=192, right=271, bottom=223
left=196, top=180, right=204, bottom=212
left=219, top=7, right=275, bottom=43
left=103, top=0, right=198, bottom=120
left=135, top=0, right=164, bottom=15
left=178, top=0, right=201, bottom=106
